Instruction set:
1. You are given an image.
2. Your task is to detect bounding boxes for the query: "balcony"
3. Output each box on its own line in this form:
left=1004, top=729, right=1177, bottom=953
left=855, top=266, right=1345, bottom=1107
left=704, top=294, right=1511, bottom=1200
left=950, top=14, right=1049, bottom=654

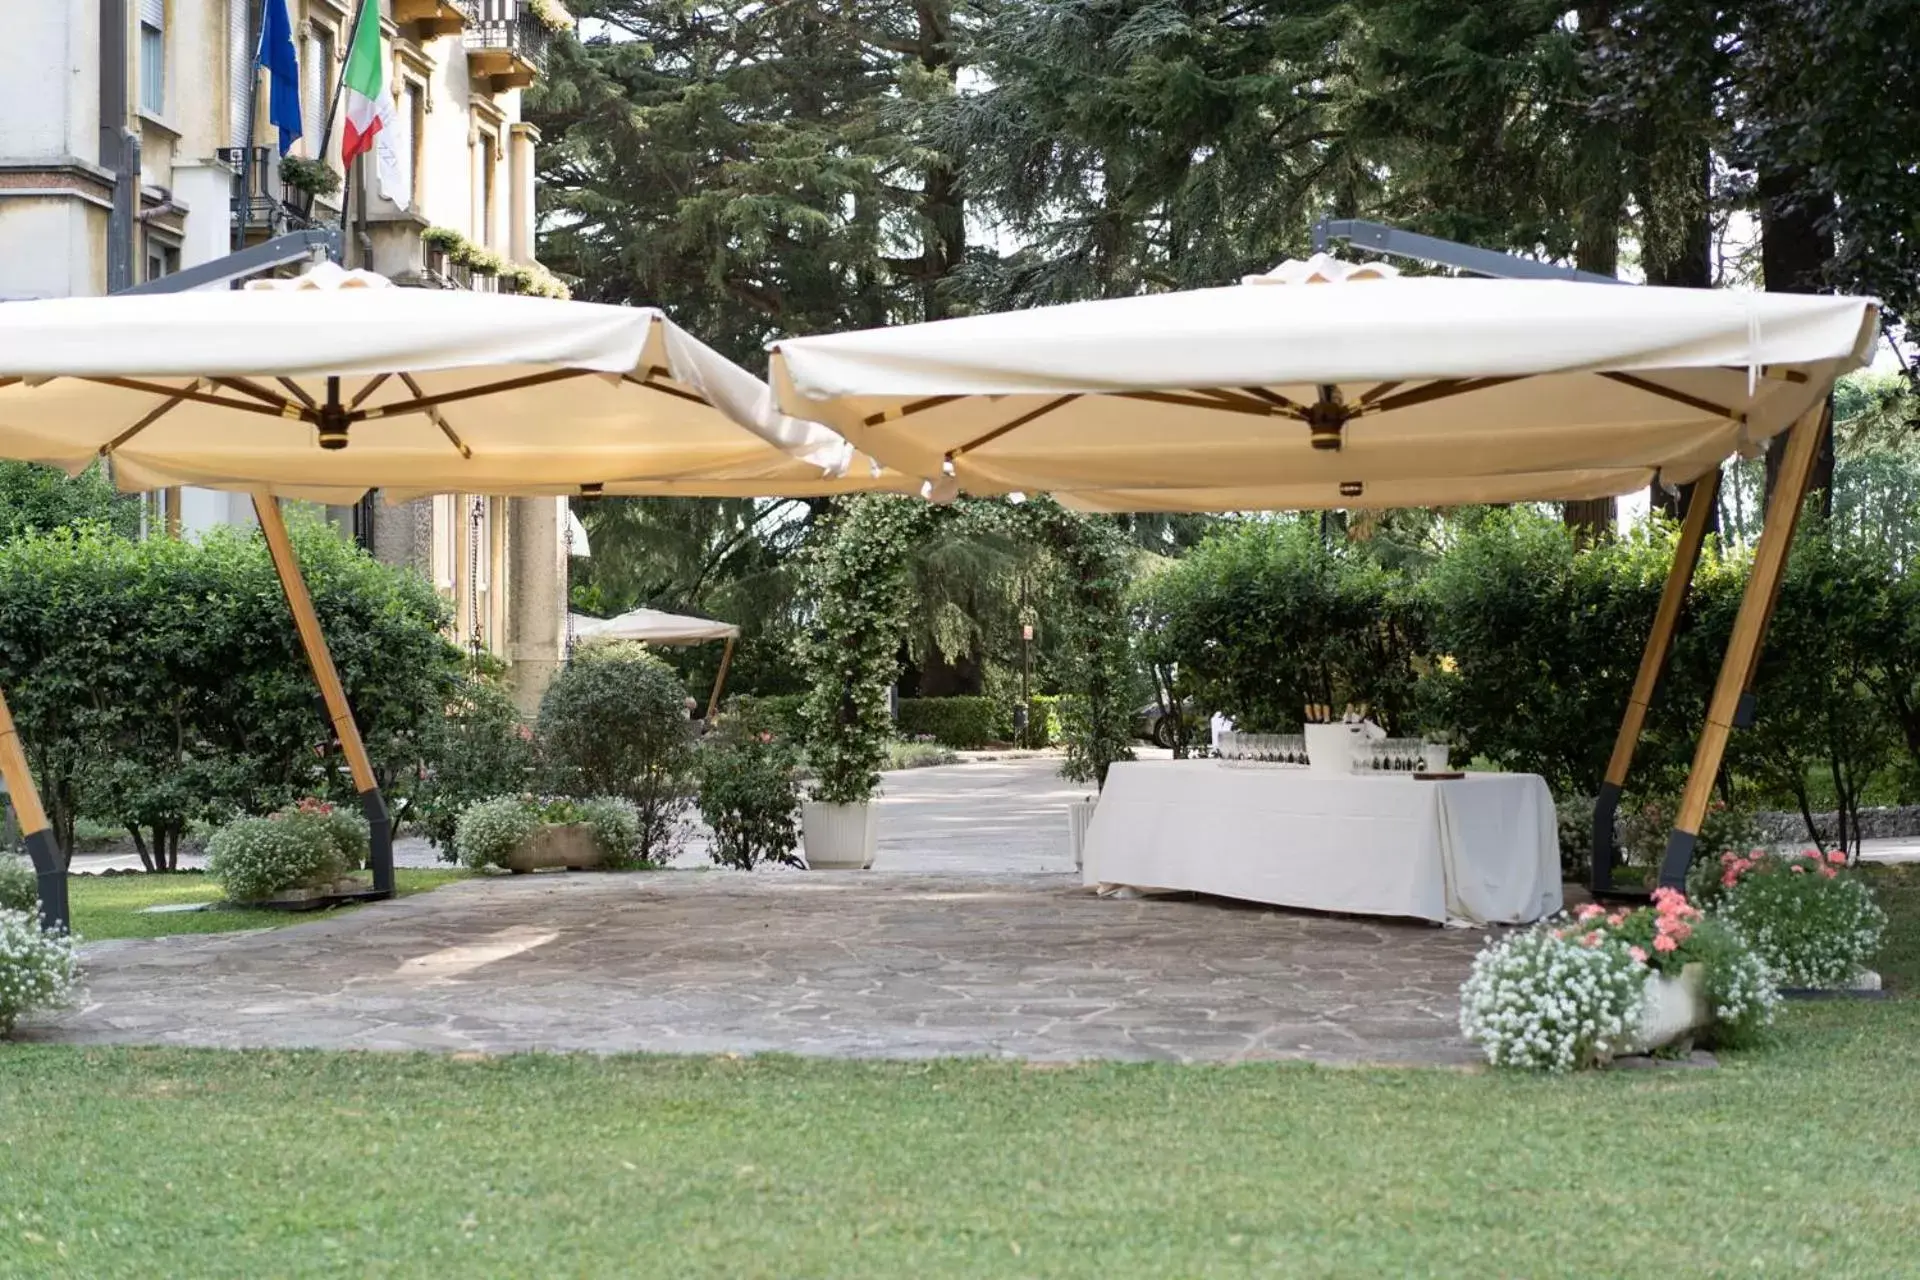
left=394, top=0, right=471, bottom=40
left=465, top=2, right=550, bottom=93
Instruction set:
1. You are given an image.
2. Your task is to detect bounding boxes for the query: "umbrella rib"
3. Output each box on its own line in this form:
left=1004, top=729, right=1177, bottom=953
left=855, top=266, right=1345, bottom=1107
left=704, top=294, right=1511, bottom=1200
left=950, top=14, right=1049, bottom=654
left=1114, top=389, right=1276, bottom=417
left=1368, top=377, right=1524, bottom=415
left=212, top=376, right=298, bottom=412
left=83, top=376, right=303, bottom=419
left=1600, top=372, right=1735, bottom=419
left=397, top=372, right=474, bottom=460
left=863, top=395, right=960, bottom=426
left=1238, top=387, right=1308, bottom=418
left=356, top=367, right=594, bottom=419
left=277, top=377, right=321, bottom=409
left=99, top=382, right=198, bottom=456
left=621, top=373, right=711, bottom=406
left=1357, top=381, right=1404, bottom=406
left=951, top=395, right=1079, bottom=459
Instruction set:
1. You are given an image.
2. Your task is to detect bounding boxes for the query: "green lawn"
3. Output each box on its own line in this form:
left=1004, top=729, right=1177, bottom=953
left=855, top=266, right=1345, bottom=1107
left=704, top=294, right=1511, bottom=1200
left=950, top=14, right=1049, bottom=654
left=69, top=868, right=471, bottom=941
left=0, top=1003, right=1913, bottom=1278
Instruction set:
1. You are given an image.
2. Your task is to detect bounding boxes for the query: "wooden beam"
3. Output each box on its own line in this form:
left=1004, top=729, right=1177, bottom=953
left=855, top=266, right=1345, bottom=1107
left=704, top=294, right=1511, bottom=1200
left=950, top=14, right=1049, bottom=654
left=0, top=684, right=67, bottom=932
left=253, top=493, right=395, bottom=895
left=705, top=634, right=737, bottom=721
left=1659, top=406, right=1823, bottom=887
left=951, top=395, right=1079, bottom=459
left=1600, top=371, right=1735, bottom=419
left=1590, top=469, right=1719, bottom=895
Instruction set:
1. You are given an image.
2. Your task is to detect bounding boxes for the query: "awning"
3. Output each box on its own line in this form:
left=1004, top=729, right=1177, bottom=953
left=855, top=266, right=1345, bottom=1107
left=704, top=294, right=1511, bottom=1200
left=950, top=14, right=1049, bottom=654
left=573, top=607, right=740, bottom=645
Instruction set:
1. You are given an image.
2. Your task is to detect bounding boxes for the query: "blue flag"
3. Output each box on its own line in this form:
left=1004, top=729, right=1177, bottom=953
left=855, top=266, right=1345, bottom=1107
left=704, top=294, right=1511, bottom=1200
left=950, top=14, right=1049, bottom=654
left=257, top=0, right=303, bottom=156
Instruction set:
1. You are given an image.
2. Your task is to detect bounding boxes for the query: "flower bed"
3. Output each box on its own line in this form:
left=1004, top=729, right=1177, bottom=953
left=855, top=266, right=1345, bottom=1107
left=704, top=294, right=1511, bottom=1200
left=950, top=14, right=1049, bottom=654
left=1460, top=889, right=1779, bottom=1071
left=453, top=795, right=642, bottom=872
left=0, top=907, right=82, bottom=1037
left=1700, top=849, right=1887, bottom=989
left=205, top=799, right=372, bottom=905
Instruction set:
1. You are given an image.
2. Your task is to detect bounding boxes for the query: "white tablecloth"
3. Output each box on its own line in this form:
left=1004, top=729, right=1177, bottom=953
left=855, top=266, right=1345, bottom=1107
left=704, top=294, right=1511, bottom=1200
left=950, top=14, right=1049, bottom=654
left=1081, top=761, right=1562, bottom=925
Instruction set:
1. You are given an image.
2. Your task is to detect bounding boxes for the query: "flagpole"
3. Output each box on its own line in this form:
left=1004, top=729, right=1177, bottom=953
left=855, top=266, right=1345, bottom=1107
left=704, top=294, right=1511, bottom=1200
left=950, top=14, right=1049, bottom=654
left=237, top=0, right=269, bottom=250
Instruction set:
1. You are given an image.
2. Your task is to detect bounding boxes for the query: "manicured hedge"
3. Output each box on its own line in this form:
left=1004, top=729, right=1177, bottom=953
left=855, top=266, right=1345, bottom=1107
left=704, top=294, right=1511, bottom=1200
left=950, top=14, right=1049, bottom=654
left=896, top=696, right=1006, bottom=749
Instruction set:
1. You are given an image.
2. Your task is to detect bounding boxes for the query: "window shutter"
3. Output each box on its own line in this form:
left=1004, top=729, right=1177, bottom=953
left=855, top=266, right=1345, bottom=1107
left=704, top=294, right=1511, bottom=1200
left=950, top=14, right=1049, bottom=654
left=229, top=0, right=253, bottom=148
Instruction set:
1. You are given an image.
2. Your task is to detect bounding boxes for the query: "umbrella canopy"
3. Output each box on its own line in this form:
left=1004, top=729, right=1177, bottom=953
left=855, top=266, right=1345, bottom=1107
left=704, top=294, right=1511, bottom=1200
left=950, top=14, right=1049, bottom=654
left=767, top=254, right=1881, bottom=510
left=573, top=607, right=740, bottom=645
left=0, top=264, right=891, bottom=503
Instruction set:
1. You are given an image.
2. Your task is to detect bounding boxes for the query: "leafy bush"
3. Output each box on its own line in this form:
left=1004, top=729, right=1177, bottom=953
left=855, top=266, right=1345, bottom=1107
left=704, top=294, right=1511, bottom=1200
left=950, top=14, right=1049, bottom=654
left=1458, top=924, right=1648, bottom=1072
left=1023, top=695, right=1062, bottom=749
left=413, top=674, right=538, bottom=859
left=694, top=720, right=802, bottom=870
left=0, top=856, right=37, bottom=915
left=732, top=694, right=809, bottom=744
left=1717, top=850, right=1888, bottom=987
left=885, top=739, right=959, bottom=770
left=454, top=795, right=646, bottom=871
left=0, top=908, right=82, bottom=1036
left=282, top=798, right=371, bottom=871
left=896, top=696, right=1004, bottom=749
left=539, top=642, right=694, bottom=864
left=206, top=811, right=353, bottom=903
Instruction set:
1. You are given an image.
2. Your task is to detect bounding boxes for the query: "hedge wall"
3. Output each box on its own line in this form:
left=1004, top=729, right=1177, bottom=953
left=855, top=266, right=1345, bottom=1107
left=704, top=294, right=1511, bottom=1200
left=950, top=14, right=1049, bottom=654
left=897, top=696, right=1004, bottom=749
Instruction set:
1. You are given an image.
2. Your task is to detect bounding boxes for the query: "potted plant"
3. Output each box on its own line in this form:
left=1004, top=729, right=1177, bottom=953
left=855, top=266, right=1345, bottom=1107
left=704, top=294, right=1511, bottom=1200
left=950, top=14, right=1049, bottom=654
left=1698, top=848, right=1887, bottom=990
left=206, top=798, right=371, bottom=906
left=453, top=794, right=641, bottom=873
left=0, top=906, right=80, bottom=1038
left=466, top=247, right=504, bottom=285
left=497, top=263, right=535, bottom=296
left=527, top=0, right=576, bottom=32
left=420, top=226, right=466, bottom=277
left=278, top=155, right=342, bottom=200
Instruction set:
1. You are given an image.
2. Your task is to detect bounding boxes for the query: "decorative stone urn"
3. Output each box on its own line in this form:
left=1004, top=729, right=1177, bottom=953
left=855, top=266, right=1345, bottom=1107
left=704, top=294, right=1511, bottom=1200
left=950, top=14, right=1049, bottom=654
left=802, top=801, right=877, bottom=870
left=1621, top=962, right=1710, bottom=1055
left=504, top=823, right=604, bottom=874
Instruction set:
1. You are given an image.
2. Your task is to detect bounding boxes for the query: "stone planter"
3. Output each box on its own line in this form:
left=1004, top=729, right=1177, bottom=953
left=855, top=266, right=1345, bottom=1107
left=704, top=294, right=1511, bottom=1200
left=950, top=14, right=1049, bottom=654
left=249, top=874, right=374, bottom=911
left=1067, top=796, right=1098, bottom=872
left=504, top=823, right=605, bottom=874
left=802, top=801, right=877, bottom=870
left=1620, top=962, right=1709, bottom=1055
left=1304, top=722, right=1365, bottom=773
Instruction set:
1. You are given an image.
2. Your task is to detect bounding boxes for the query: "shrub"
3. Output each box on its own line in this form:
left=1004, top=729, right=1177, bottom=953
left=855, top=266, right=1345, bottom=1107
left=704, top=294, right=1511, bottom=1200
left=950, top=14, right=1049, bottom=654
left=694, top=721, right=802, bottom=870
left=0, top=908, right=82, bottom=1036
left=0, top=856, right=37, bottom=914
left=1458, top=924, right=1648, bottom=1072
left=729, top=694, right=808, bottom=744
left=1023, top=696, right=1062, bottom=749
left=885, top=739, right=959, bottom=771
left=1717, top=849, right=1887, bottom=987
left=453, top=795, right=647, bottom=870
left=412, top=675, right=538, bottom=859
left=284, top=798, right=371, bottom=871
left=539, top=642, right=694, bottom=864
left=206, top=811, right=354, bottom=903
left=896, top=696, right=1004, bottom=749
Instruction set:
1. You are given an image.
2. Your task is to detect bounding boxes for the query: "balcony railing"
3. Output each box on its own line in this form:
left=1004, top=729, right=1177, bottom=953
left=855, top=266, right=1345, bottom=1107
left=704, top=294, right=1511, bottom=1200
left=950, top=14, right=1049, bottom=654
left=465, top=2, right=550, bottom=91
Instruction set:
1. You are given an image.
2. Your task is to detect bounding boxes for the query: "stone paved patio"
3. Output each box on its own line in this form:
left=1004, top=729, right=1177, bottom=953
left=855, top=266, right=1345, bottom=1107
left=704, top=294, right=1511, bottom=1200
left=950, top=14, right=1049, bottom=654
left=37, top=870, right=1491, bottom=1065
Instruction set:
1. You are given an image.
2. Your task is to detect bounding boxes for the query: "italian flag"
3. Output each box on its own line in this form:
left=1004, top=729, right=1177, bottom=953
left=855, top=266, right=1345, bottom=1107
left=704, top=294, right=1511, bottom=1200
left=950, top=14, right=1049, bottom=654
left=340, top=0, right=407, bottom=207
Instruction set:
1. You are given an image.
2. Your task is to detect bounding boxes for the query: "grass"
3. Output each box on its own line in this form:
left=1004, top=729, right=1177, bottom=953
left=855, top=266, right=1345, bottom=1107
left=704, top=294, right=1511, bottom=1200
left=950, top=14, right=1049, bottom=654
left=1862, top=861, right=1920, bottom=990
left=0, top=1002, right=1912, bottom=1278
left=68, top=868, right=471, bottom=942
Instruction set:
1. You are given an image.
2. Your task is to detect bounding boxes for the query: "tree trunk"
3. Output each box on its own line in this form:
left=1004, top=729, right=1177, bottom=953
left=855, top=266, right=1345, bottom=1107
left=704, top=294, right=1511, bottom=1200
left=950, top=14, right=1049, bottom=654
left=129, top=825, right=155, bottom=873
left=1643, top=139, right=1715, bottom=518
left=1759, top=165, right=1835, bottom=515
left=1565, top=91, right=1622, bottom=542
left=915, top=2, right=963, bottom=323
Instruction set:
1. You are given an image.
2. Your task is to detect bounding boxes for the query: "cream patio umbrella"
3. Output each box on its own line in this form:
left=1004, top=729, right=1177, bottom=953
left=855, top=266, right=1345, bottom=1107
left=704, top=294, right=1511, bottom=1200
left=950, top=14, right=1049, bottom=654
left=765, top=255, right=1883, bottom=897
left=0, top=265, right=903, bottom=930
left=571, top=607, right=744, bottom=718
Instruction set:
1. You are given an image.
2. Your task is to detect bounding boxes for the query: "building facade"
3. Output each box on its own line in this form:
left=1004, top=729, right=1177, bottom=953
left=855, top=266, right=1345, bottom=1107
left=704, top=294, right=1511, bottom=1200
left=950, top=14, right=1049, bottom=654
left=0, top=0, right=572, bottom=710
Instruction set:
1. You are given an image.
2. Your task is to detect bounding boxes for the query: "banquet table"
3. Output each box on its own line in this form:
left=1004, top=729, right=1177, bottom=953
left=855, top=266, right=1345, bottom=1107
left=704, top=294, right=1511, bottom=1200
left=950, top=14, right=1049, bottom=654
left=1081, top=761, right=1562, bottom=925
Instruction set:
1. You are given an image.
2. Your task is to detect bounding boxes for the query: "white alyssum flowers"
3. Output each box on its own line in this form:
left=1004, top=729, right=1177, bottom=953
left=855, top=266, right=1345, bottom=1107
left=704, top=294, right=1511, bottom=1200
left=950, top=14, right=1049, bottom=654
left=1458, top=926, right=1646, bottom=1072
left=0, top=907, right=82, bottom=1036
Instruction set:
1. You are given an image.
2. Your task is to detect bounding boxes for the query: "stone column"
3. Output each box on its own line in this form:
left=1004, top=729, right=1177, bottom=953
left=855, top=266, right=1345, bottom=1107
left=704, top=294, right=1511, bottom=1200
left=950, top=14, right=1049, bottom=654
left=507, top=122, right=538, bottom=264
left=507, top=496, right=567, bottom=717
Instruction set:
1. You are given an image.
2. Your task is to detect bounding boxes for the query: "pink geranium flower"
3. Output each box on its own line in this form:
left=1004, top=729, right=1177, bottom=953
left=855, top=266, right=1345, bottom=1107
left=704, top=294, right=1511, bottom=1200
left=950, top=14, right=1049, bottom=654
left=1828, top=850, right=1846, bottom=866
left=1653, top=934, right=1679, bottom=953
left=1577, top=903, right=1605, bottom=922
left=1629, top=946, right=1649, bottom=964
left=1581, top=931, right=1602, bottom=948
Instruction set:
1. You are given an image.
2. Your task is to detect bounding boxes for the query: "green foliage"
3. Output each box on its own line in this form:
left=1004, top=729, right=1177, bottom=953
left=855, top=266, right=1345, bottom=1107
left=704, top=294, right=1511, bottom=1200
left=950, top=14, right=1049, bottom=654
left=206, top=812, right=354, bottom=904
left=895, top=697, right=1004, bottom=750
left=0, top=857, right=36, bottom=915
left=412, top=674, right=538, bottom=859
left=278, top=155, right=341, bottom=196
left=453, top=795, right=646, bottom=871
left=731, top=694, right=809, bottom=745
left=1047, top=509, right=1137, bottom=790
left=0, top=908, right=81, bottom=1036
left=694, top=713, right=802, bottom=870
left=538, top=642, right=694, bottom=862
left=885, top=739, right=959, bottom=771
left=452, top=797, right=542, bottom=871
left=1719, top=850, right=1888, bottom=988
left=0, top=462, right=136, bottom=543
left=0, top=520, right=458, bottom=866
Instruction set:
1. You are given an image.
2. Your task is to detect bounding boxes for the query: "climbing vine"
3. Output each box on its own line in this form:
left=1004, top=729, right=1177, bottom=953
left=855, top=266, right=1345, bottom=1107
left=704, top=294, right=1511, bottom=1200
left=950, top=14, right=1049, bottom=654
left=800, top=494, right=1135, bottom=803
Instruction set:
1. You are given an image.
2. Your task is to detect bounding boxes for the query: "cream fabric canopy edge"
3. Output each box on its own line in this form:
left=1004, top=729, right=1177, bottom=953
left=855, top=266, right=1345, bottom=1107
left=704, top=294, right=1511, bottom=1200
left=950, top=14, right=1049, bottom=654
left=571, top=607, right=740, bottom=645
left=766, top=261, right=1881, bottom=511
left=0, top=265, right=908, bottom=503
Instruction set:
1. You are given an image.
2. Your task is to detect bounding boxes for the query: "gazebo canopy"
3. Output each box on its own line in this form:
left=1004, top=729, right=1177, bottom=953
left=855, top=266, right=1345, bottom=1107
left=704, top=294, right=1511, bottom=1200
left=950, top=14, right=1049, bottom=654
left=0, top=265, right=885, bottom=501
left=767, top=255, right=1880, bottom=509
left=572, top=608, right=740, bottom=645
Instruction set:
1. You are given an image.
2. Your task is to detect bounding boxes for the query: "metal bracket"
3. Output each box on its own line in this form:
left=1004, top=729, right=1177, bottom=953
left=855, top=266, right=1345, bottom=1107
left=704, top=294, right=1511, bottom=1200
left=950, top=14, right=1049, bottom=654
left=1312, top=219, right=1626, bottom=285
left=113, top=228, right=343, bottom=296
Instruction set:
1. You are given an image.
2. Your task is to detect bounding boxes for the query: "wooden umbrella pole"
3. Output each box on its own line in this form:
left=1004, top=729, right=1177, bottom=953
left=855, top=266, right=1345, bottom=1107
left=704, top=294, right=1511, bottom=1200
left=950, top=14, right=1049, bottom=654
left=0, top=688, right=68, bottom=932
left=1658, top=406, right=1823, bottom=888
left=252, top=494, right=395, bottom=895
left=1591, top=469, right=1720, bottom=895
left=705, top=635, right=736, bottom=721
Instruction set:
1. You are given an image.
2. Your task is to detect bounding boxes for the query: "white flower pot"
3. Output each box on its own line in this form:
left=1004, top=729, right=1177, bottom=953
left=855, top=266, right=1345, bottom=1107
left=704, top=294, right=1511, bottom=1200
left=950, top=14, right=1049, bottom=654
left=1422, top=743, right=1451, bottom=772
left=1621, top=962, right=1710, bottom=1055
left=1067, top=796, right=1099, bottom=872
left=1304, top=722, right=1365, bottom=773
left=801, top=801, right=877, bottom=870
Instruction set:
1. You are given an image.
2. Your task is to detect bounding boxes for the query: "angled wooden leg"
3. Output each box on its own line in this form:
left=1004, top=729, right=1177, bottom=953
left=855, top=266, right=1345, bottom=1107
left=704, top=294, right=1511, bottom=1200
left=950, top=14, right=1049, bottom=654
left=254, top=494, right=394, bottom=896
left=1659, top=408, right=1823, bottom=888
left=705, top=635, right=737, bottom=721
left=0, top=689, right=67, bottom=932
left=1592, top=470, right=1720, bottom=895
